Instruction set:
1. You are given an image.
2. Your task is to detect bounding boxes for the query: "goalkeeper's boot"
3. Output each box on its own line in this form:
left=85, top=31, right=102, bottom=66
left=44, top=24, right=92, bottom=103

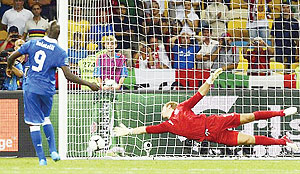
left=282, top=135, right=299, bottom=151
left=283, top=107, right=298, bottom=117
left=51, top=151, right=61, bottom=162
left=39, top=159, right=47, bottom=166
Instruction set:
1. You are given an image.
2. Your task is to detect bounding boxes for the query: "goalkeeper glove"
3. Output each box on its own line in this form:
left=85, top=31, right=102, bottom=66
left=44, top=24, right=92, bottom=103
left=206, top=68, right=223, bottom=85
left=113, top=123, right=133, bottom=137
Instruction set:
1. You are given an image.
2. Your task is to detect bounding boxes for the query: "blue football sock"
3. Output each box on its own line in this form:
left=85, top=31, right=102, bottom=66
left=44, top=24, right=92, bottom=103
left=43, top=118, right=57, bottom=153
left=30, top=126, right=46, bottom=161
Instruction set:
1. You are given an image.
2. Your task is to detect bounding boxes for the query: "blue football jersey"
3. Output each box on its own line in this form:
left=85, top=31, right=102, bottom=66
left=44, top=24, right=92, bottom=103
left=18, top=36, right=69, bottom=95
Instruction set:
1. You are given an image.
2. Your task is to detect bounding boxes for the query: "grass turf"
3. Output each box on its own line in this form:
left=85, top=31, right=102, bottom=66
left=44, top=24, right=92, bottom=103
left=0, top=158, right=300, bottom=174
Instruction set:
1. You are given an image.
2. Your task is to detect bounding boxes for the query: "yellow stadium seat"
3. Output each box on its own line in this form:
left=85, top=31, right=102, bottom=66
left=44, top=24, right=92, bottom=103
left=270, top=62, right=284, bottom=74
left=228, top=19, right=247, bottom=30
left=0, top=30, right=8, bottom=41
left=86, top=43, right=98, bottom=51
left=230, top=0, right=248, bottom=10
left=227, top=19, right=249, bottom=40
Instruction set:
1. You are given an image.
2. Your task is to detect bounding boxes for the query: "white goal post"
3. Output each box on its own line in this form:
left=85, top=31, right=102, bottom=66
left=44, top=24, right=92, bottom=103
left=57, top=0, right=69, bottom=160
left=58, top=0, right=300, bottom=160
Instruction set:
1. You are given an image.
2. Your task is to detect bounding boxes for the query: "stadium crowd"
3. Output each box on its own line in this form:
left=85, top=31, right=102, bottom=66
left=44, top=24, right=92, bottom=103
left=0, top=0, right=299, bottom=90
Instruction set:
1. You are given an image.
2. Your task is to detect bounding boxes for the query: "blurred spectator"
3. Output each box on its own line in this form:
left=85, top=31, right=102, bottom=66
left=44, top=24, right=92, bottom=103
left=111, top=0, right=119, bottom=14
left=0, top=0, right=13, bottom=22
left=14, top=39, right=26, bottom=89
left=190, top=0, right=202, bottom=18
left=13, top=39, right=25, bottom=88
left=133, top=1, right=148, bottom=42
left=133, top=42, right=153, bottom=69
left=271, top=2, right=299, bottom=67
left=113, top=2, right=132, bottom=50
left=78, top=54, right=98, bottom=91
left=113, top=2, right=134, bottom=67
left=171, top=32, right=200, bottom=69
left=166, top=19, right=184, bottom=61
left=161, top=18, right=171, bottom=38
left=94, top=35, right=128, bottom=90
left=68, top=6, right=90, bottom=48
left=0, top=55, right=8, bottom=90
left=204, top=0, right=228, bottom=38
left=196, top=26, right=219, bottom=69
left=28, top=0, right=57, bottom=21
left=143, top=0, right=168, bottom=17
left=127, top=1, right=144, bottom=47
left=1, top=0, right=33, bottom=35
left=14, top=39, right=25, bottom=62
left=1, top=39, right=24, bottom=90
left=148, top=36, right=171, bottom=69
left=170, top=20, right=183, bottom=36
left=90, top=8, right=114, bottom=49
left=161, top=18, right=172, bottom=57
left=211, top=33, right=239, bottom=71
left=244, top=0, right=272, bottom=43
left=243, top=37, right=274, bottom=76
left=22, top=3, right=49, bottom=41
left=143, top=1, right=164, bottom=38
left=169, top=0, right=201, bottom=20
left=68, top=32, right=87, bottom=66
left=180, top=0, right=199, bottom=35
left=169, top=1, right=184, bottom=20
left=0, top=26, right=21, bottom=53
left=1, top=58, right=23, bottom=90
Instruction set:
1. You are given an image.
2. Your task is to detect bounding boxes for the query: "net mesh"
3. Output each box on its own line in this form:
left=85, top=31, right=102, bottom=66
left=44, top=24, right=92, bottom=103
left=63, top=0, right=300, bottom=159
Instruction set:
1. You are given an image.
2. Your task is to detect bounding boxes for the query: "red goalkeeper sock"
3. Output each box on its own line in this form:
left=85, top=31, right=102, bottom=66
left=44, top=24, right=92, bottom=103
left=255, top=136, right=286, bottom=145
left=254, top=110, right=285, bottom=120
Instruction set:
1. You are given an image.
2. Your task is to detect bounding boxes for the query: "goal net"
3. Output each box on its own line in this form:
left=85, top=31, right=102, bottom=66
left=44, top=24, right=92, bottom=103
left=58, top=0, right=300, bottom=159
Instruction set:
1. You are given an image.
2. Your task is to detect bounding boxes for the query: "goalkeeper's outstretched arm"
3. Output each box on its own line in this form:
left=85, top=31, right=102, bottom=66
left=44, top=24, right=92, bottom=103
left=198, top=68, right=223, bottom=96
left=114, top=124, right=147, bottom=136
left=115, top=120, right=170, bottom=136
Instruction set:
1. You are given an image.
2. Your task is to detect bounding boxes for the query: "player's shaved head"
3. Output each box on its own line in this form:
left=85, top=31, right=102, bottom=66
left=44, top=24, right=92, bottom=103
left=48, top=20, right=60, bottom=40
left=161, top=101, right=178, bottom=119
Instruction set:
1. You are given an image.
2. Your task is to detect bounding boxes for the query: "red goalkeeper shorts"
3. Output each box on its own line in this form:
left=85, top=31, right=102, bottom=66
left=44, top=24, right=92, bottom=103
left=204, top=113, right=241, bottom=146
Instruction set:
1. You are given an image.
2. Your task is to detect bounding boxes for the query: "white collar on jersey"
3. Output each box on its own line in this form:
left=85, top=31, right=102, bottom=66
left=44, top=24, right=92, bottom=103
left=43, top=36, right=58, bottom=44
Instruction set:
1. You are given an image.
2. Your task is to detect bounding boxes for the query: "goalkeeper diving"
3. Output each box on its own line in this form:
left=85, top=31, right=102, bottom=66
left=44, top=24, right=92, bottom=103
left=114, top=68, right=299, bottom=151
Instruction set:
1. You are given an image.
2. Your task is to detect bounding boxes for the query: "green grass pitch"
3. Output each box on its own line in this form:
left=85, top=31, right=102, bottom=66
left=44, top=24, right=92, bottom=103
left=0, top=158, right=300, bottom=174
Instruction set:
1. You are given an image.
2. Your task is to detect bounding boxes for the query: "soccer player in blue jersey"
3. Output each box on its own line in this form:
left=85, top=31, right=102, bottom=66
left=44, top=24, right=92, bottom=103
left=6, top=21, right=100, bottom=165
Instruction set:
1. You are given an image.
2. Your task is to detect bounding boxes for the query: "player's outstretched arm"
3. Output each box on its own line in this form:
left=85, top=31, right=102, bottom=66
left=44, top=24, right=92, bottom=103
left=61, top=66, right=100, bottom=91
left=198, top=68, right=223, bottom=96
left=113, top=123, right=147, bottom=136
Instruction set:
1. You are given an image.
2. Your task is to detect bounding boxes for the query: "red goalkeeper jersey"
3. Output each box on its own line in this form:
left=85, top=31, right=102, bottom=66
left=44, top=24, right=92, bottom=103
left=146, top=92, right=207, bottom=142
